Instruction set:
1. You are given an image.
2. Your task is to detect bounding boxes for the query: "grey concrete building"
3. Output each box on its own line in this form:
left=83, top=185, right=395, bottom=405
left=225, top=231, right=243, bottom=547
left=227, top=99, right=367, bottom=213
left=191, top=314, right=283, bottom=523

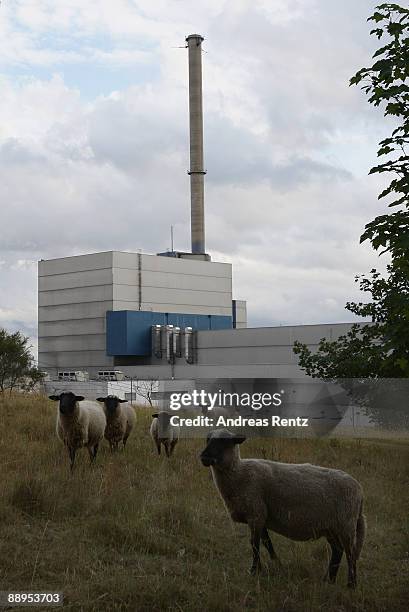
left=38, top=250, right=245, bottom=375
left=38, top=250, right=354, bottom=381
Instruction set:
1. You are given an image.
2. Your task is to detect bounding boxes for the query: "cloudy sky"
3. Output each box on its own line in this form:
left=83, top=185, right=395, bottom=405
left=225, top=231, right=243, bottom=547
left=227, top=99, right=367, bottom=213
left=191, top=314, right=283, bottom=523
left=0, top=0, right=392, bottom=353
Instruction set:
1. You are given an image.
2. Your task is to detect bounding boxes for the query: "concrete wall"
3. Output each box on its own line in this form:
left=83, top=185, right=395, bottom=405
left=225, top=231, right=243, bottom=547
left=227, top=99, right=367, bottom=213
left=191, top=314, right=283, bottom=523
left=234, top=300, right=247, bottom=328
left=193, top=323, right=353, bottom=377
left=112, top=252, right=232, bottom=316
left=38, top=252, right=115, bottom=372
left=44, top=380, right=127, bottom=400
left=114, top=322, right=356, bottom=379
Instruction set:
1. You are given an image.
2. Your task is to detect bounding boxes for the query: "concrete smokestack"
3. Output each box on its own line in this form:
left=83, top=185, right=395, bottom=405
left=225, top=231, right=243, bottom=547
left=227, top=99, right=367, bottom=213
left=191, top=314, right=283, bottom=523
left=186, top=34, right=206, bottom=254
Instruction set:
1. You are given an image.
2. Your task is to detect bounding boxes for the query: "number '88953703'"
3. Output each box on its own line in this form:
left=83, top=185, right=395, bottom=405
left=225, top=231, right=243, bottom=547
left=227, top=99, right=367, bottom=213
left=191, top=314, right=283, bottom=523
left=0, top=592, right=63, bottom=607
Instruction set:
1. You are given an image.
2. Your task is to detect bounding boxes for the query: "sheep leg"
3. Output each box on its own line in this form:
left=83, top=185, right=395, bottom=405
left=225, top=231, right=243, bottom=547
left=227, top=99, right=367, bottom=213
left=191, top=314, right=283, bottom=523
left=156, top=441, right=161, bottom=455
left=341, top=533, right=357, bottom=588
left=164, top=441, right=171, bottom=458
left=169, top=440, right=177, bottom=456
left=68, top=447, right=76, bottom=472
left=324, top=539, right=343, bottom=583
left=346, top=548, right=357, bottom=588
left=123, top=435, right=129, bottom=448
left=249, top=525, right=262, bottom=575
left=261, top=528, right=280, bottom=563
left=92, top=442, right=99, bottom=462
left=355, top=513, right=366, bottom=560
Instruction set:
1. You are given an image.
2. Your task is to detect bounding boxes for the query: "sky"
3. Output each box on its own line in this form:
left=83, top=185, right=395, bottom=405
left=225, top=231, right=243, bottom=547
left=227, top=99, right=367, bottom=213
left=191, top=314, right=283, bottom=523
left=0, top=0, right=393, bottom=355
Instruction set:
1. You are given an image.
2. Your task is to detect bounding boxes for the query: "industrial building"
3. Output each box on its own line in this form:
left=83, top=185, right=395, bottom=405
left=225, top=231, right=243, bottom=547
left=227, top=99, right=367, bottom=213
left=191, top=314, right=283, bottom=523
left=38, top=34, right=357, bottom=387
left=38, top=250, right=246, bottom=375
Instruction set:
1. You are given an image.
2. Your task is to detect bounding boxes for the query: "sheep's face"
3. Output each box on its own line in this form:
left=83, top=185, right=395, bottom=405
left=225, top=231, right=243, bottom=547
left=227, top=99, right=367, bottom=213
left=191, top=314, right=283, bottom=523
left=49, top=392, right=84, bottom=415
left=200, top=429, right=246, bottom=467
left=97, top=395, right=127, bottom=415
left=152, top=412, right=172, bottom=436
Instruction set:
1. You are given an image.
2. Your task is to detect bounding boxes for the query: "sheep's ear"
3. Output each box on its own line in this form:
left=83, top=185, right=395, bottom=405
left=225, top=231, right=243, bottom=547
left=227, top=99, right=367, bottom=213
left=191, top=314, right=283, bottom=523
left=75, top=395, right=85, bottom=402
left=151, top=413, right=158, bottom=418
left=96, top=397, right=106, bottom=403
left=233, top=435, right=246, bottom=445
left=49, top=395, right=60, bottom=401
left=119, top=398, right=128, bottom=403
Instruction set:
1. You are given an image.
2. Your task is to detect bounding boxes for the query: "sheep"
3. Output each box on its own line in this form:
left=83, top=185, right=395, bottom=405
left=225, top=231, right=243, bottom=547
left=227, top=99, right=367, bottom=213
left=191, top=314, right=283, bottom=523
left=49, top=392, right=107, bottom=471
left=96, top=395, right=136, bottom=451
left=150, top=412, right=180, bottom=457
left=200, top=429, right=365, bottom=588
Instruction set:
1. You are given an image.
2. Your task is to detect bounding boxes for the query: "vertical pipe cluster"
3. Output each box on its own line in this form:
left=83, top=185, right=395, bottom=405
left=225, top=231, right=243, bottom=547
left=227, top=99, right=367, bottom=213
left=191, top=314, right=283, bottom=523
left=186, top=34, right=206, bottom=254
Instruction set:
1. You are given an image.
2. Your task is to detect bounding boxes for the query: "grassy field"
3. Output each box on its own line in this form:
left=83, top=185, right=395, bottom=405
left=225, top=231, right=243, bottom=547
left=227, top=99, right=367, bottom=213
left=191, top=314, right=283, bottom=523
left=0, top=394, right=408, bottom=612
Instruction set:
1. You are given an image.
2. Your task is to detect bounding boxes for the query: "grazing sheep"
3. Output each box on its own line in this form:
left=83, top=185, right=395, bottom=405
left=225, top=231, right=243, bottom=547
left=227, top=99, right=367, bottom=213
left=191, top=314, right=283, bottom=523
left=150, top=412, right=180, bottom=458
left=49, top=392, right=106, bottom=471
left=96, top=395, right=136, bottom=451
left=200, top=429, right=365, bottom=588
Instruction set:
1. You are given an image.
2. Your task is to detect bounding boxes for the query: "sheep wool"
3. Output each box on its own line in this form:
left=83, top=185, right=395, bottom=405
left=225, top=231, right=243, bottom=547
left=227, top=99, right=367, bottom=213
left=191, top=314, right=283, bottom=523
left=50, top=392, right=106, bottom=471
left=150, top=412, right=180, bottom=458
left=200, top=429, right=365, bottom=588
left=96, top=396, right=136, bottom=451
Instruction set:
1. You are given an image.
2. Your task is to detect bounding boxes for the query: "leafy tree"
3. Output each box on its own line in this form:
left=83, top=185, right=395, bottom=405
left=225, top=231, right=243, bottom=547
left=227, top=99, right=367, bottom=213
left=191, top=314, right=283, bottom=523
left=294, top=3, right=409, bottom=382
left=0, top=328, right=44, bottom=394
left=350, top=3, right=409, bottom=259
left=294, top=260, right=409, bottom=378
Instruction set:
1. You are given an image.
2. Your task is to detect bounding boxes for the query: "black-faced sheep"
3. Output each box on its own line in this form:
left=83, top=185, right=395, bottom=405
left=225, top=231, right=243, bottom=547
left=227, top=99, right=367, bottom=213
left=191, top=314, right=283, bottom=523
left=150, top=412, right=179, bottom=458
left=200, top=429, right=365, bottom=588
left=49, top=392, right=106, bottom=471
left=96, top=395, right=136, bottom=451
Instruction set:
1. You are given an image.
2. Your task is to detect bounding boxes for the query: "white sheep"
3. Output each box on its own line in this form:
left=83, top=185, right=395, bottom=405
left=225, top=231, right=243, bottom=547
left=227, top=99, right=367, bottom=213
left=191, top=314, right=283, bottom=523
left=96, top=395, right=136, bottom=451
left=150, top=412, right=180, bottom=458
left=49, top=392, right=107, bottom=471
left=200, top=429, right=365, bottom=588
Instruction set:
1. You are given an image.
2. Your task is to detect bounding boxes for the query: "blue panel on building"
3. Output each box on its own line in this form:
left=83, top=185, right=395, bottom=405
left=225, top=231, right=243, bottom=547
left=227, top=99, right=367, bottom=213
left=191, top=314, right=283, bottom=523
left=106, top=310, right=232, bottom=356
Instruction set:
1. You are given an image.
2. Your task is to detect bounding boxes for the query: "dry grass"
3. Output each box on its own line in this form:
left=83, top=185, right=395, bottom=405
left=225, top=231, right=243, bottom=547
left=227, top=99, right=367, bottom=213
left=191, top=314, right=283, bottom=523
left=0, top=394, right=408, bottom=611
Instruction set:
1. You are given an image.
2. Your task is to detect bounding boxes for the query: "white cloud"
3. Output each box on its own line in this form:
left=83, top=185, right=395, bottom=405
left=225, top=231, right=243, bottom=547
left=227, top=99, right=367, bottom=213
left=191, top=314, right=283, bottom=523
left=0, top=0, right=392, bottom=351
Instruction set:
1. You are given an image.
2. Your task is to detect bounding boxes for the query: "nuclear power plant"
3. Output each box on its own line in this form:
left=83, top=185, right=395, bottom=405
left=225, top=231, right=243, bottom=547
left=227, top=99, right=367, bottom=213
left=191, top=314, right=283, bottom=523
left=38, top=35, right=353, bottom=386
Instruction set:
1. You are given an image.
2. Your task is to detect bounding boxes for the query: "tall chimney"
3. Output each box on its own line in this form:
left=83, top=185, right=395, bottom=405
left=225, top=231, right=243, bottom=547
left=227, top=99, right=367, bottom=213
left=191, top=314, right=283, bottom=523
left=186, top=34, right=206, bottom=254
